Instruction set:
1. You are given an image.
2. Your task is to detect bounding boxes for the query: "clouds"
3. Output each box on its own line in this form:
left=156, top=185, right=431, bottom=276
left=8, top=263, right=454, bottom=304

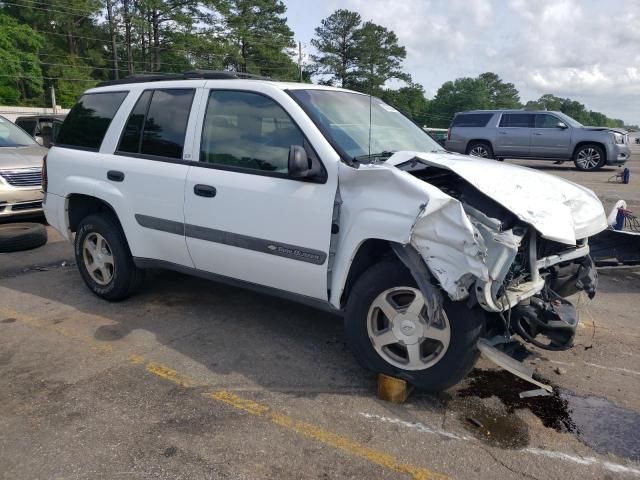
left=284, top=0, right=640, bottom=124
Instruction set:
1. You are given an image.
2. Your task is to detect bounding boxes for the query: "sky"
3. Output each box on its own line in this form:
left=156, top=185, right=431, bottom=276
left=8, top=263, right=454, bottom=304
left=283, top=0, right=640, bottom=125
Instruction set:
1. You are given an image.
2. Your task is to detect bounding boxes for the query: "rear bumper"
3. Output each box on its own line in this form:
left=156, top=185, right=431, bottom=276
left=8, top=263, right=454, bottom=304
left=605, top=143, right=630, bottom=165
left=43, top=191, right=70, bottom=240
left=0, top=186, right=43, bottom=219
left=444, top=139, right=466, bottom=154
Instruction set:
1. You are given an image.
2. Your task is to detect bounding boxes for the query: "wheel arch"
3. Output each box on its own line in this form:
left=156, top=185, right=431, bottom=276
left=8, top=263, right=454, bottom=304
left=66, top=193, right=125, bottom=235
left=465, top=139, right=494, bottom=154
left=337, top=238, right=395, bottom=309
left=572, top=141, right=607, bottom=162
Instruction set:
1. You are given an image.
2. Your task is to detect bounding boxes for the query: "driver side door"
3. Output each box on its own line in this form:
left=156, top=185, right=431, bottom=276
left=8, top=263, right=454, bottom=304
left=183, top=89, right=336, bottom=300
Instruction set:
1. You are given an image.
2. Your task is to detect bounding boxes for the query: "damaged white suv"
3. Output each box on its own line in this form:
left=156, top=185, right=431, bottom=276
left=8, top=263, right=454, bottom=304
left=44, top=72, right=607, bottom=391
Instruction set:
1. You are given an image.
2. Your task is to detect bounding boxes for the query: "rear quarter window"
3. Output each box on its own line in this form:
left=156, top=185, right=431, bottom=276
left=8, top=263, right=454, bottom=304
left=451, top=113, right=493, bottom=128
left=56, top=91, right=128, bottom=150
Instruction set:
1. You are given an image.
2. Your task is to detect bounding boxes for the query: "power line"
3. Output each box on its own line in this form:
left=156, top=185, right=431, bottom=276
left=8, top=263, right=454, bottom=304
left=7, top=0, right=105, bottom=16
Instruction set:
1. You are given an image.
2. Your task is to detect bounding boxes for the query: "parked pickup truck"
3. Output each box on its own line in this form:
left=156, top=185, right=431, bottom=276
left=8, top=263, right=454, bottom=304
left=445, top=110, right=630, bottom=171
left=44, top=72, right=607, bottom=391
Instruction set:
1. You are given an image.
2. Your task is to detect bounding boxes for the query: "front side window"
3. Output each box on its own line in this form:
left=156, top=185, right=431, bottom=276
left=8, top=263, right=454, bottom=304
left=56, top=92, right=128, bottom=150
left=0, top=116, right=37, bottom=147
left=499, top=113, right=534, bottom=128
left=200, top=90, right=304, bottom=174
left=289, top=89, right=442, bottom=161
left=117, top=89, right=194, bottom=159
left=535, top=114, right=562, bottom=128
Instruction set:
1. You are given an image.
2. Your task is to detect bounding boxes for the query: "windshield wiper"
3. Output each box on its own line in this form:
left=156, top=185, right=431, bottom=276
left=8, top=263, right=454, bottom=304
left=352, top=150, right=396, bottom=163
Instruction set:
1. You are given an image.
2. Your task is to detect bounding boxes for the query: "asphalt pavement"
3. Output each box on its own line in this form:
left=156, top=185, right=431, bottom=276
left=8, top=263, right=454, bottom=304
left=0, top=148, right=639, bottom=480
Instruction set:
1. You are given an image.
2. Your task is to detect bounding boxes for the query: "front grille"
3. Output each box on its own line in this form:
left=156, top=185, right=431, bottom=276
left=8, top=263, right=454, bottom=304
left=0, top=168, right=42, bottom=187
left=11, top=201, right=42, bottom=211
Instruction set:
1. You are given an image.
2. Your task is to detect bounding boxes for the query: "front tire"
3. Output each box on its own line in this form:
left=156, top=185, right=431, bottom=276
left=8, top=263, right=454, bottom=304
left=466, top=141, right=494, bottom=159
left=573, top=144, right=605, bottom=171
left=74, top=214, right=144, bottom=301
left=345, top=260, right=484, bottom=391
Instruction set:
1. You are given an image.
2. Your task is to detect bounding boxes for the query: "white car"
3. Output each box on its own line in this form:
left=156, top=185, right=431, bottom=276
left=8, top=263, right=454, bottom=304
left=44, top=72, right=607, bottom=391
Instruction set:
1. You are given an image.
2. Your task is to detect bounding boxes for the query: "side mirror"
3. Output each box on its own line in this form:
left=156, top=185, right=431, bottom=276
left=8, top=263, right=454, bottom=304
left=557, top=121, right=568, bottom=129
left=288, top=145, right=313, bottom=179
left=34, top=135, right=44, bottom=145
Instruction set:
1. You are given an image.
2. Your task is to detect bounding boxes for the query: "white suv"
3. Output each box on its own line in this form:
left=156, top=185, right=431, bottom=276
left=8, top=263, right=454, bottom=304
left=44, top=72, right=608, bottom=391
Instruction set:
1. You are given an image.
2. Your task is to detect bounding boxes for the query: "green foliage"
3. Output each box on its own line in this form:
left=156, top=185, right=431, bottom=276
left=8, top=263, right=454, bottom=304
left=525, top=94, right=625, bottom=128
left=222, top=0, right=298, bottom=79
left=380, top=84, right=430, bottom=126
left=310, top=9, right=361, bottom=87
left=0, top=14, right=44, bottom=105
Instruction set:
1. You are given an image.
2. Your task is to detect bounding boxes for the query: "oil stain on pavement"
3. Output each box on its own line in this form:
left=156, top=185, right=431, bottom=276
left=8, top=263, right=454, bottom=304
left=457, top=369, right=640, bottom=461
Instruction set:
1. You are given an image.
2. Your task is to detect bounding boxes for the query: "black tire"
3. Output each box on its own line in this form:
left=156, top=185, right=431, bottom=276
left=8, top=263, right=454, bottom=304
left=466, top=141, right=495, bottom=159
left=74, top=213, right=144, bottom=301
left=573, top=144, right=606, bottom=171
left=345, top=260, right=484, bottom=392
left=0, top=222, right=48, bottom=252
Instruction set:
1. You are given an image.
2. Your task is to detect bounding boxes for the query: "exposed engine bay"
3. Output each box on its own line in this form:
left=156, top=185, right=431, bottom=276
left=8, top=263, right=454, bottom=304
left=398, top=159, right=598, bottom=351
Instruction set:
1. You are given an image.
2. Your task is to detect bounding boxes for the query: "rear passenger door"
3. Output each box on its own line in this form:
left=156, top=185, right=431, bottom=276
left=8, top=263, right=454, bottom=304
left=530, top=113, right=571, bottom=158
left=99, top=86, right=198, bottom=267
left=494, top=113, right=534, bottom=157
left=183, top=88, right=336, bottom=300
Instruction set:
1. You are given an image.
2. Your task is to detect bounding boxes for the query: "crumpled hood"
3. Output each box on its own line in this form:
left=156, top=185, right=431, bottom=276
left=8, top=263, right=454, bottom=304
left=581, top=126, right=627, bottom=135
left=0, top=145, right=47, bottom=170
left=387, top=151, right=608, bottom=245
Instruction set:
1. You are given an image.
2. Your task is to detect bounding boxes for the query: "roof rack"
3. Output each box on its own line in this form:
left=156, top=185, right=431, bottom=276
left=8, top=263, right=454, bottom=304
left=96, top=70, right=272, bottom=87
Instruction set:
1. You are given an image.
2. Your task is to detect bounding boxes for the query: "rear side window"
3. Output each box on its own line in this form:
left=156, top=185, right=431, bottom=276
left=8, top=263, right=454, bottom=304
left=452, top=113, right=493, bottom=127
left=117, top=89, right=195, bottom=159
left=56, top=92, right=128, bottom=150
left=499, top=113, right=534, bottom=128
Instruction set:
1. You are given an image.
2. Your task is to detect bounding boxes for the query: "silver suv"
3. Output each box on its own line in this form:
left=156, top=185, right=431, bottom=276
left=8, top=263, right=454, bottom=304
left=445, top=110, right=630, bottom=171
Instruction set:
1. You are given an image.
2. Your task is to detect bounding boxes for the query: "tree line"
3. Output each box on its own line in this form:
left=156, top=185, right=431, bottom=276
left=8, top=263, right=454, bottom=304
left=0, top=3, right=632, bottom=128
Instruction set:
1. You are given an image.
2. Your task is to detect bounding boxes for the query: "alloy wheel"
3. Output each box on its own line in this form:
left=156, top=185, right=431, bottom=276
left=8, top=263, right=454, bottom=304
left=469, top=145, right=489, bottom=157
left=576, top=148, right=601, bottom=170
left=82, top=232, right=115, bottom=286
left=367, top=287, right=451, bottom=370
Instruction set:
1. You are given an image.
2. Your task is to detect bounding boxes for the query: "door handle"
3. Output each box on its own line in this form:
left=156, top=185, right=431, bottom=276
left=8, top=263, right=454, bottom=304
left=498, top=131, right=508, bottom=135
left=107, top=170, right=124, bottom=182
left=194, top=184, right=217, bottom=198
left=533, top=132, right=543, bottom=135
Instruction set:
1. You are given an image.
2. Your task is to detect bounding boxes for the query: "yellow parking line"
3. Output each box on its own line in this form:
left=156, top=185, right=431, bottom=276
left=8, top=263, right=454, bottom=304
left=207, top=390, right=450, bottom=480
left=1, top=306, right=449, bottom=480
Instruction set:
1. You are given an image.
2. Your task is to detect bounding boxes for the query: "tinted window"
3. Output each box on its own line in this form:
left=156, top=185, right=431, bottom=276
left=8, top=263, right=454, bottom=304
left=535, top=114, right=561, bottom=128
left=452, top=113, right=493, bottom=127
left=141, top=89, right=194, bottom=159
left=118, top=90, right=152, bottom=153
left=16, top=119, right=37, bottom=136
left=56, top=92, right=127, bottom=150
left=200, top=91, right=304, bottom=173
left=499, top=113, right=534, bottom=128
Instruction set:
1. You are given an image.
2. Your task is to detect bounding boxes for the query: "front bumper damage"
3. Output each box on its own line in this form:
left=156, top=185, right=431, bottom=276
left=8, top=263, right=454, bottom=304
left=390, top=154, right=604, bottom=352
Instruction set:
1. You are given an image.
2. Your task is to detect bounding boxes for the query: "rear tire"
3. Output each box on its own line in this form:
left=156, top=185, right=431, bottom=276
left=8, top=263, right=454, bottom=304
left=466, top=141, right=494, bottom=159
left=74, top=214, right=144, bottom=301
left=573, top=144, right=605, bottom=171
left=344, top=260, right=484, bottom=392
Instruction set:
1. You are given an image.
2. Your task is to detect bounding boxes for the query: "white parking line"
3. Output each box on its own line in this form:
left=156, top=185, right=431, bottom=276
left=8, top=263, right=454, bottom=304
left=359, top=412, right=640, bottom=477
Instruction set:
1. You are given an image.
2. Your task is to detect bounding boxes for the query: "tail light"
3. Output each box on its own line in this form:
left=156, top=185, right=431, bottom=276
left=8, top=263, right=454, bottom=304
left=42, top=153, right=48, bottom=192
left=447, top=128, right=451, bottom=141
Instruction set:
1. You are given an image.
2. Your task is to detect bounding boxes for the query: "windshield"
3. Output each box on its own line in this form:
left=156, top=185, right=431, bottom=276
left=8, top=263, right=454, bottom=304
left=290, top=89, right=443, bottom=162
left=554, top=112, right=583, bottom=128
left=0, top=116, right=37, bottom=147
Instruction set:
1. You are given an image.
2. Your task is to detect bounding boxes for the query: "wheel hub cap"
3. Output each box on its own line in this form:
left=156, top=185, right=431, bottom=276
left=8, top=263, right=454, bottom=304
left=393, top=314, right=423, bottom=345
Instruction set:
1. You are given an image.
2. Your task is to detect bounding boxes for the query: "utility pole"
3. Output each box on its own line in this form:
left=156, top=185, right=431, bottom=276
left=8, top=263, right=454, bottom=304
left=50, top=86, right=57, bottom=114
left=106, top=0, right=119, bottom=79
left=298, top=41, right=303, bottom=83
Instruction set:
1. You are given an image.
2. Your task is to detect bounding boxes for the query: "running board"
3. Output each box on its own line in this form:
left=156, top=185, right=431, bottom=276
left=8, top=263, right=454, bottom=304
left=476, top=338, right=553, bottom=393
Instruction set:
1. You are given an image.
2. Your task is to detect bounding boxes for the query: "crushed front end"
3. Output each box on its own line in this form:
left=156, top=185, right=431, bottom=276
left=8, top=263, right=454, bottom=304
left=400, top=158, right=601, bottom=352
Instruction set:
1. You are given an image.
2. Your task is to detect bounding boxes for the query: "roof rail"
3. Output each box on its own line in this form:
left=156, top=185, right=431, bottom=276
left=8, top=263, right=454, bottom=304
left=96, top=70, right=272, bottom=87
